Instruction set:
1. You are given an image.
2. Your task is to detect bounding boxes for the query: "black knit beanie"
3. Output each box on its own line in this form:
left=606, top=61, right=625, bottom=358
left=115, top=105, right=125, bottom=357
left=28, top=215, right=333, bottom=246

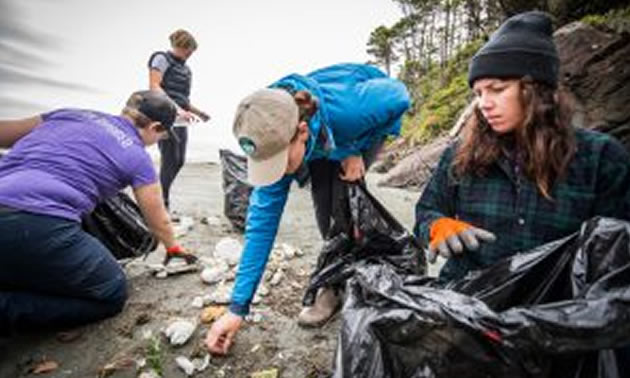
left=468, top=11, right=559, bottom=88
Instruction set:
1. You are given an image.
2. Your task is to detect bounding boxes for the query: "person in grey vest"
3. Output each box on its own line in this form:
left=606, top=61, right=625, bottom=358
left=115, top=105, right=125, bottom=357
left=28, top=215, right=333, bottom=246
left=148, top=29, right=210, bottom=210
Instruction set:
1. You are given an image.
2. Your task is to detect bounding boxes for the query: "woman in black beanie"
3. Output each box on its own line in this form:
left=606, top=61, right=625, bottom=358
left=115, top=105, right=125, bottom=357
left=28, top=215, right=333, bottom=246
left=414, top=11, right=630, bottom=281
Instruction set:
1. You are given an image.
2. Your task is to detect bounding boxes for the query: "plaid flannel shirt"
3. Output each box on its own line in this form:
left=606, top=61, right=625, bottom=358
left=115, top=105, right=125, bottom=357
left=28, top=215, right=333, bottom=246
left=415, top=128, right=630, bottom=281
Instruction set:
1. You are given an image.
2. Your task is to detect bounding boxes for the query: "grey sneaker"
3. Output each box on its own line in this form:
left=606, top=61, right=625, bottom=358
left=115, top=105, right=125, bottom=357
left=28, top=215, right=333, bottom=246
left=297, top=287, right=341, bottom=328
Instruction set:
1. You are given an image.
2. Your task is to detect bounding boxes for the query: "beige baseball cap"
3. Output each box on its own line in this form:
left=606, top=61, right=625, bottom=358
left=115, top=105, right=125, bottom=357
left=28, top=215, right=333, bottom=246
left=233, top=88, right=299, bottom=186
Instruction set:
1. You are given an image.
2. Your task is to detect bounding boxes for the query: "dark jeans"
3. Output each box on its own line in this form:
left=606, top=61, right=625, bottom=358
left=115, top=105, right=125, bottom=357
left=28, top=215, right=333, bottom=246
left=0, top=209, right=127, bottom=334
left=158, top=127, right=188, bottom=209
left=308, top=139, right=385, bottom=238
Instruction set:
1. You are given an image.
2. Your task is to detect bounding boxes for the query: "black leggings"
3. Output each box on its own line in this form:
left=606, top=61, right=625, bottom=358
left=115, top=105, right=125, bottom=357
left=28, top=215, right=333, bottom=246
left=308, top=139, right=384, bottom=238
left=158, top=127, right=188, bottom=209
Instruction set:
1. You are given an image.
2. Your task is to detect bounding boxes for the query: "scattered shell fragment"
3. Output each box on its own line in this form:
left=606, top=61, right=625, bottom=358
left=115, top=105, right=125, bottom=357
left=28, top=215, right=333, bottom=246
left=163, top=319, right=196, bottom=346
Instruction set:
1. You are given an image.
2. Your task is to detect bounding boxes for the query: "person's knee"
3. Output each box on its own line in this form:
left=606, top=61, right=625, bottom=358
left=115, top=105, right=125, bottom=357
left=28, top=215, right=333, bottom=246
left=103, top=275, right=128, bottom=314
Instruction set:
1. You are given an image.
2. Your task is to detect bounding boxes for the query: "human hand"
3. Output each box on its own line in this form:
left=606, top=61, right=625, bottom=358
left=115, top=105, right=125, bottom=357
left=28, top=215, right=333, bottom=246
left=176, top=109, right=195, bottom=123
left=163, top=244, right=198, bottom=265
left=427, top=217, right=496, bottom=263
left=339, top=155, right=365, bottom=182
left=205, top=312, right=243, bottom=355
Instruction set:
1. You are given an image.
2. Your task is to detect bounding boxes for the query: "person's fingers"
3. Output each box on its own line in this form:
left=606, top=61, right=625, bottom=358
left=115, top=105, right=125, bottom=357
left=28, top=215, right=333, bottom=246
left=459, top=229, right=480, bottom=251
left=446, top=234, right=464, bottom=254
left=206, top=327, right=229, bottom=355
left=437, top=241, right=452, bottom=258
left=472, top=227, right=496, bottom=243
left=339, top=170, right=359, bottom=182
left=205, top=330, right=219, bottom=352
left=223, top=331, right=236, bottom=354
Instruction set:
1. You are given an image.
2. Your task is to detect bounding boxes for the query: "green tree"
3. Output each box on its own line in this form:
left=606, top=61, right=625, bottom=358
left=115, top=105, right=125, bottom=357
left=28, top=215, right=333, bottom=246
left=367, top=25, right=399, bottom=76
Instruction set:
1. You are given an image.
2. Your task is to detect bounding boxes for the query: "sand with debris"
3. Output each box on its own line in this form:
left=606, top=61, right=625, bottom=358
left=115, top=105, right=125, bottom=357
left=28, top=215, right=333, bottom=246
left=0, top=162, right=426, bottom=378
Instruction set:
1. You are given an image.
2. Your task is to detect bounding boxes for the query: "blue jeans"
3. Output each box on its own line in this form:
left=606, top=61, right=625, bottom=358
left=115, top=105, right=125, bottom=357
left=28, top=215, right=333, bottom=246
left=0, top=208, right=127, bottom=334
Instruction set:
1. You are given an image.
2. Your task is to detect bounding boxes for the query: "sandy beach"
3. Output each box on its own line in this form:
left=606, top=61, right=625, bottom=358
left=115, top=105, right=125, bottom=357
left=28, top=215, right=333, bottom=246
left=0, top=162, right=425, bottom=377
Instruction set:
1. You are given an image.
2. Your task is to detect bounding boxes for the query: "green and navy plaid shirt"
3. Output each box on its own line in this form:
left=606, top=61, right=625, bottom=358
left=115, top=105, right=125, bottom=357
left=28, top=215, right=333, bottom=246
left=415, top=128, right=630, bottom=281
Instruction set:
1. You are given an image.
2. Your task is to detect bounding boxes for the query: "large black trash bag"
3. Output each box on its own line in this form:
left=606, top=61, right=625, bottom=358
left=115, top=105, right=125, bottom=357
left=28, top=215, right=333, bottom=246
left=219, top=149, right=253, bottom=232
left=82, top=192, right=158, bottom=260
left=302, top=182, right=426, bottom=306
left=334, top=217, right=630, bottom=378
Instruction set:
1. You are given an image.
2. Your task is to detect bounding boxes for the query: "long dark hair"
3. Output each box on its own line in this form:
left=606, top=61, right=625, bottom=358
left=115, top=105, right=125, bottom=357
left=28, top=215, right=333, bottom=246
left=453, top=78, right=576, bottom=199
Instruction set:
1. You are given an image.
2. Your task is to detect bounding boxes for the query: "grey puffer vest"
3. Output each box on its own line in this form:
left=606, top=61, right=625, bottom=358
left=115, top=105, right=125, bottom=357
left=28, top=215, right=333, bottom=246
left=148, top=51, right=192, bottom=109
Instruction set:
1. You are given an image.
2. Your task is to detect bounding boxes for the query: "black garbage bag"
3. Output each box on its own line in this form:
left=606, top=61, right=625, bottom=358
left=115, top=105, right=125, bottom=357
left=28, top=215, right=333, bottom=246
left=302, top=182, right=426, bottom=306
left=220, top=149, right=253, bottom=232
left=82, top=192, right=158, bottom=260
left=334, top=217, right=630, bottom=378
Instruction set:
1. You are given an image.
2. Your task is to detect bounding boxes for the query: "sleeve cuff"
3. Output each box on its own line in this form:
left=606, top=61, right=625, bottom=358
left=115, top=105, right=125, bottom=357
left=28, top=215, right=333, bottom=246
left=229, top=302, right=250, bottom=316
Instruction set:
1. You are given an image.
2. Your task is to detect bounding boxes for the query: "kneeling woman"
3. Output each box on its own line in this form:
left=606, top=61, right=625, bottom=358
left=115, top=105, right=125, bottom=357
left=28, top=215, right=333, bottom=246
left=0, top=90, right=193, bottom=335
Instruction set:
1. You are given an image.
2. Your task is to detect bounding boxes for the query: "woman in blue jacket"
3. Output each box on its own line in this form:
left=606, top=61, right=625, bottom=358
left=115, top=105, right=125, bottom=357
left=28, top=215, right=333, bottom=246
left=206, top=63, right=410, bottom=354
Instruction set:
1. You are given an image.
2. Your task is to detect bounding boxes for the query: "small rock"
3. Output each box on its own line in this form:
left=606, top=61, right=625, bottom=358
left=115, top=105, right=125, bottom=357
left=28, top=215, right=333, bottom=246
left=246, top=313, right=263, bottom=323
left=155, top=271, right=168, bottom=279
left=203, top=285, right=232, bottom=305
left=251, top=368, right=279, bottom=378
left=281, top=243, right=298, bottom=259
left=192, top=354, right=210, bottom=372
left=138, top=370, right=161, bottom=378
left=257, top=285, right=270, bottom=297
left=200, top=265, right=228, bottom=285
left=251, top=294, right=262, bottom=305
left=201, top=215, right=221, bottom=226
left=191, top=296, right=204, bottom=309
left=163, top=319, right=196, bottom=346
left=200, top=306, right=227, bottom=324
left=174, top=216, right=195, bottom=238
left=214, top=237, right=242, bottom=266
left=175, top=356, right=195, bottom=376
left=269, top=271, right=284, bottom=287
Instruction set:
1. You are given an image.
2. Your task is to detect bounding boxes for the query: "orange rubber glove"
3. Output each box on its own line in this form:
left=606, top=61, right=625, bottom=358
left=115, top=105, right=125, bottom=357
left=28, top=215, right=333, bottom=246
left=428, top=217, right=496, bottom=263
left=163, top=244, right=198, bottom=265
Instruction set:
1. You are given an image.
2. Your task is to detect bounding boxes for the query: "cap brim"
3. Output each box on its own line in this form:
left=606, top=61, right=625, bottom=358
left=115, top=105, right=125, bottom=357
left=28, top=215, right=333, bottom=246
left=247, top=147, right=289, bottom=187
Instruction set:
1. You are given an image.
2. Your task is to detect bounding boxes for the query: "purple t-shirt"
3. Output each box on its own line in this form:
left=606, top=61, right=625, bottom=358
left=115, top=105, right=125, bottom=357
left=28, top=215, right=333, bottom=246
left=0, top=109, right=157, bottom=221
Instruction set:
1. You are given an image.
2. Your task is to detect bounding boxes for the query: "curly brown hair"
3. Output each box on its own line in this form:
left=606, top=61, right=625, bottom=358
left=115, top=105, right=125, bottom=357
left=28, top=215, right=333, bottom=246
left=453, top=78, right=576, bottom=199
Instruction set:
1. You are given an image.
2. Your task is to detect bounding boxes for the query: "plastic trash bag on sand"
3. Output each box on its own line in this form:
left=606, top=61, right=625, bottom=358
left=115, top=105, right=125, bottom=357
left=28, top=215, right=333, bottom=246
left=82, top=192, right=158, bottom=260
left=219, top=149, right=253, bottom=232
left=334, top=217, right=630, bottom=378
left=302, top=182, right=426, bottom=306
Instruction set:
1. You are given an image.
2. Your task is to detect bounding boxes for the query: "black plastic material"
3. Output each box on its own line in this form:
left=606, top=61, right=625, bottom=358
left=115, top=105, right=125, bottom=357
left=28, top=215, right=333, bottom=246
left=334, top=217, right=630, bottom=378
left=82, top=192, right=158, bottom=260
left=219, top=149, right=253, bottom=232
left=303, top=182, right=426, bottom=306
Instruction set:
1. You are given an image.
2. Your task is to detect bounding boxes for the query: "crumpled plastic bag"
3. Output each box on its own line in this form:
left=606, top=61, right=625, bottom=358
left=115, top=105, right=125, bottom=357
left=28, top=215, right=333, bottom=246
left=302, top=182, right=425, bottom=306
left=219, top=149, right=252, bottom=232
left=334, top=217, right=630, bottom=378
left=82, top=192, right=158, bottom=260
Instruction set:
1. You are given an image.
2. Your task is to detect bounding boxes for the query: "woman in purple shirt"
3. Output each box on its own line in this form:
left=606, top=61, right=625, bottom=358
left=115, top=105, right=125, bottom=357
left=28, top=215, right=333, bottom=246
left=0, top=90, right=194, bottom=336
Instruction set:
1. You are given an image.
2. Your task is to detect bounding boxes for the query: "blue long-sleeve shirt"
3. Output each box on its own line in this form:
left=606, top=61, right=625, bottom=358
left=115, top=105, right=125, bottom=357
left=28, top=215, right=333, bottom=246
left=229, top=63, right=411, bottom=316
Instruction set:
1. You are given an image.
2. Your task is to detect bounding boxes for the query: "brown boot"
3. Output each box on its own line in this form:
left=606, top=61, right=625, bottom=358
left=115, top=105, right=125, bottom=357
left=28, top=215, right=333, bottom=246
left=297, top=287, right=341, bottom=328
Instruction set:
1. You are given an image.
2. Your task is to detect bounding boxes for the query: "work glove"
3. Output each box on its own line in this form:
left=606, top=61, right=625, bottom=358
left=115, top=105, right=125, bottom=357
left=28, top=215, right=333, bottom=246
left=163, top=244, right=198, bottom=265
left=427, top=217, right=496, bottom=263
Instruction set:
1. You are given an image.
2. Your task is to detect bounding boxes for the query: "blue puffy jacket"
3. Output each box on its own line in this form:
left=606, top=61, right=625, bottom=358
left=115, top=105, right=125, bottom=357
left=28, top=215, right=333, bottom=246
left=229, top=63, right=410, bottom=316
